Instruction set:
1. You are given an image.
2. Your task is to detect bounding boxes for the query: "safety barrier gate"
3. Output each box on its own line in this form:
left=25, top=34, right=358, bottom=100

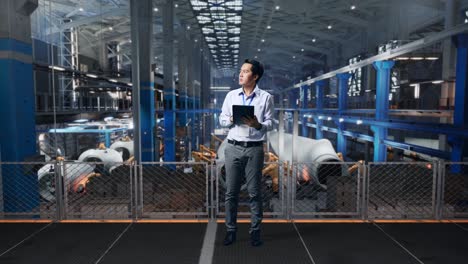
left=0, top=161, right=467, bottom=221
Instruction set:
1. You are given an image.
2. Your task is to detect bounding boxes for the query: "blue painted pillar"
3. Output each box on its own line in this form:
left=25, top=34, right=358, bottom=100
left=0, top=1, right=39, bottom=213
left=337, top=73, right=350, bottom=157
left=130, top=0, right=155, bottom=162
left=372, top=61, right=395, bottom=162
left=288, top=89, right=296, bottom=108
left=178, top=91, right=187, bottom=126
left=452, top=34, right=468, bottom=163
left=301, top=85, right=309, bottom=137
left=162, top=0, right=176, bottom=162
left=315, top=80, right=326, bottom=139
left=191, top=96, right=197, bottom=151
left=105, top=132, right=111, bottom=148
left=164, top=93, right=176, bottom=162
left=141, top=81, right=155, bottom=161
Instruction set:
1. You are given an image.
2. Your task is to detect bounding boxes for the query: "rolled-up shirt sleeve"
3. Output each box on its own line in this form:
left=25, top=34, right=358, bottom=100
left=219, top=92, right=232, bottom=128
left=260, top=94, right=274, bottom=132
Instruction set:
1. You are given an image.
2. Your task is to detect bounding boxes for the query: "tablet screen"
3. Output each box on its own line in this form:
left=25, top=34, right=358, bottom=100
left=232, top=105, right=254, bottom=125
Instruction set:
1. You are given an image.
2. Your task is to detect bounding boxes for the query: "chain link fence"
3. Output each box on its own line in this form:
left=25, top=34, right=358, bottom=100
left=61, top=162, right=132, bottom=220
left=0, top=162, right=58, bottom=219
left=440, top=162, right=468, bottom=219
left=1, top=161, right=467, bottom=221
left=367, top=162, right=437, bottom=219
left=215, top=161, right=287, bottom=218
left=139, top=162, right=209, bottom=219
left=291, top=162, right=362, bottom=219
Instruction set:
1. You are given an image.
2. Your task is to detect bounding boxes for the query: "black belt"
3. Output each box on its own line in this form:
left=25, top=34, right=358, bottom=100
left=228, top=139, right=263, bottom=148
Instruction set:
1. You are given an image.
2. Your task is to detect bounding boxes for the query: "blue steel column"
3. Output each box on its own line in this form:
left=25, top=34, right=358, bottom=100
left=130, top=0, right=154, bottom=162
left=163, top=1, right=176, bottom=162
left=452, top=34, right=468, bottom=162
left=372, top=61, right=395, bottom=162
left=186, top=36, right=194, bottom=156
left=288, top=89, right=295, bottom=108
left=0, top=0, right=38, bottom=212
left=191, top=41, right=201, bottom=150
left=177, top=26, right=188, bottom=127
left=314, top=80, right=325, bottom=139
left=337, top=73, right=350, bottom=157
left=301, top=85, right=309, bottom=137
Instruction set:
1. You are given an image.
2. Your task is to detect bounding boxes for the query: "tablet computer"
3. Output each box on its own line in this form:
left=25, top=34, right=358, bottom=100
left=232, top=105, right=254, bottom=125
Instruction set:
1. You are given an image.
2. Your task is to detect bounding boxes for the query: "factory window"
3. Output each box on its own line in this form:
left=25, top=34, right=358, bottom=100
left=348, top=55, right=362, bottom=97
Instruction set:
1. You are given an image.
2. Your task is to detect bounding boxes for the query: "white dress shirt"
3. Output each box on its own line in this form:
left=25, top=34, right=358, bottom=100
left=219, top=85, right=274, bottom=142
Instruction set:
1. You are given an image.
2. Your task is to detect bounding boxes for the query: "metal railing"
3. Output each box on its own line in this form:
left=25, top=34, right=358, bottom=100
left=1, top=161, right=467, bottom=221
left=366, top=162, right=437, bottom=220
left=61, top=162, right=132, bottom=220
left=291, top=162, right=363, bottom=219
left=440, top=162, right=468, bottom=219
left=139, top=162, right=209, bottom=219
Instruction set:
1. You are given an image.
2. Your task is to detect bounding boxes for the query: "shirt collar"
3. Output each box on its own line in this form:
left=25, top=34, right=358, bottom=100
left=238, top=85, right=260, bottom=97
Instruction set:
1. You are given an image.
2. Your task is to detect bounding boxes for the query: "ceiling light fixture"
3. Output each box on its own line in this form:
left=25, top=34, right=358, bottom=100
left=153, top=7, right=158, bottom=12
left=267, top=25, right=271, bottom=29
left=86, top=73, right=98, bottom=78
left=275, top=6, right=280, bottom=10
left=350, top=5, right=356, bottom=10
left=49, top=66, right=65, bottom=71
left=312, top=38, right=316, bottom=42
left=327, top=25, right=332, bottom=30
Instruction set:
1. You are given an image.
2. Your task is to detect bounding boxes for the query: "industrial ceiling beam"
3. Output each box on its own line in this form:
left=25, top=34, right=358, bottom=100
left=290, top=22, right=468, bottom=89
left=56, top=8, right=128, bottom=32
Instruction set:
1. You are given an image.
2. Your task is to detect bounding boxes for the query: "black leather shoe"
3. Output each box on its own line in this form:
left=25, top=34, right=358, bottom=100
left=223, top=231, right=236, bottom=246
left=250, top=230, right=263, bottom=247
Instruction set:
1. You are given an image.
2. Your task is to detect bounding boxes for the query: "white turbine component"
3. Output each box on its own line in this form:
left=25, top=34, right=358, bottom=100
left=38, top=163, right=95, bottom=202
left=216, top=139, right=228, bottom=161
left=268, top=131, right=346, bottom=188
left=215, top=131, right=347, bottom=190
left=268, top=131, right=340, bottom=163
left=110, top=140, right=134, bottom=161
left=78, top=148, right=124, bottom=171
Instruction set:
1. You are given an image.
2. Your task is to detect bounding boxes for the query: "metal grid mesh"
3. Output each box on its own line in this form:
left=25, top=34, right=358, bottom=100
left=441, top=162, right=468, bottom=218
left=139, top=162, right=209, bottom=219
left=291, top=162, right=361, bottom=218
left=62, top=162, right=132, bottom=219
left=2, top=160, right=467, bottom=221
left=215, top=161, right=286, bottom=217
left=367, top=162, right=436, bottom=219
left=0, top=162, right=57, bottom=219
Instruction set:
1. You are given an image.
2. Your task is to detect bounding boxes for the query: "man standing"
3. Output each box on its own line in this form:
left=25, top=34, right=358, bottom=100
left=219, top=59, right=274, bottom=247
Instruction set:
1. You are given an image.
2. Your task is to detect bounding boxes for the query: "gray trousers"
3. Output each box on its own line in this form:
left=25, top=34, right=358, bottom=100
left=224, top=143, right=264, bottom=232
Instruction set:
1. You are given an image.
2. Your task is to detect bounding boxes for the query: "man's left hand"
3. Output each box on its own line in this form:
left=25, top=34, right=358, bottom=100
left=242, top=115, right=262, bottom=130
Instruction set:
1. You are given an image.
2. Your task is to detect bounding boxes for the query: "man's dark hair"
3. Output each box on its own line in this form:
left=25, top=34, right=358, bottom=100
left=244, top=59, right=264, bottom=84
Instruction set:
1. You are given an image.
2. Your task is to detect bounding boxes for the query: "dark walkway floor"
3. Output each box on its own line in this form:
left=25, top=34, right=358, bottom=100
left=0, top=222, right=467, bottom=264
